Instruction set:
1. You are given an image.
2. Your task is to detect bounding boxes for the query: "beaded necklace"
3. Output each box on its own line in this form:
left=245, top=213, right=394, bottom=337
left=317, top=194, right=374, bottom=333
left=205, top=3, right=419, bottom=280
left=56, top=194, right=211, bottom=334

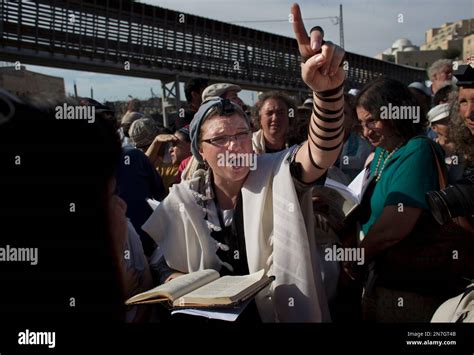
left=374, top=143, right=404, bottom=182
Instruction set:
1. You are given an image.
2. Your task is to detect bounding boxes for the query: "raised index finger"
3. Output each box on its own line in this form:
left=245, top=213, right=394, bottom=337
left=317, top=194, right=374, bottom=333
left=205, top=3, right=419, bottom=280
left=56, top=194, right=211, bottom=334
left=291, top=4, right=310, bottom=49
left=310, top=27, right=324, bottom=52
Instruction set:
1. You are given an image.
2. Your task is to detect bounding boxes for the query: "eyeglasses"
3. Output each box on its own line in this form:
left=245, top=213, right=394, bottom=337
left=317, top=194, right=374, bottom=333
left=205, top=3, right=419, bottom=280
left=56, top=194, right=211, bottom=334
left=201, top=131, right=251, bottom=147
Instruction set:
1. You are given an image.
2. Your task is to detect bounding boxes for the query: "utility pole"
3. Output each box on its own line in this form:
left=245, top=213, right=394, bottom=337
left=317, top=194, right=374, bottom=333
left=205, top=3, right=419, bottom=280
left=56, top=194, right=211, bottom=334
left=73, top=81, right=78, bottom=98
left=339, top=4, right=344, bottom=49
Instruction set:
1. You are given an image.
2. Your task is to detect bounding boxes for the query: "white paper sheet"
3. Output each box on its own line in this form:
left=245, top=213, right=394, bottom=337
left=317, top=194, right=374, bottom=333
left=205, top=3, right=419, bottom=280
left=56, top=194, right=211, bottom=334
left=171, top=300, right=251, bottom=322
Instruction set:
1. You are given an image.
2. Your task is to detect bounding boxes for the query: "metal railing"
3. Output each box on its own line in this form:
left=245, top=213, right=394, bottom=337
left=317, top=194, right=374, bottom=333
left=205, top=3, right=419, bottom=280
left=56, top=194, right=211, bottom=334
left=0, top=0, right=426, bottom=93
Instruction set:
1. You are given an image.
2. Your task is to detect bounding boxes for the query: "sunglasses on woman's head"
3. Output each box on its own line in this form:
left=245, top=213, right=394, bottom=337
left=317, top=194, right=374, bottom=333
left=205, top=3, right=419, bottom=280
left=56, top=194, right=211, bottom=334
left=200, top=97, right=239, bottom=116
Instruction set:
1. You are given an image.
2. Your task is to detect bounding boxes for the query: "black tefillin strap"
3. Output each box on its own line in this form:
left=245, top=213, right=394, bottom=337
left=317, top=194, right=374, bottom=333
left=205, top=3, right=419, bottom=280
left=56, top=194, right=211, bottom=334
left=307, top=90, right=344, bottom=168
left=312, top=104, right=344, bottom=123
left=315, top=82, right=344, bottom=98
left=300, top=26, right=325, bottom=63
left=315, top=93, right=343, bottom=103
left=313, top=102, right=344, bottom=116
left=310, top=26, right=325, bottom=36
left=300, top=25, right=345, bottom=66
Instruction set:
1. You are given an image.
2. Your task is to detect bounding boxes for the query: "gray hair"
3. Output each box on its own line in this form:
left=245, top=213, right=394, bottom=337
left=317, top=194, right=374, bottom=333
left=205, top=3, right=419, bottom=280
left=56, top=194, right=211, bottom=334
left=447, top=90, right=474, bottom=162
left=427, top=59, right=452, bottom=80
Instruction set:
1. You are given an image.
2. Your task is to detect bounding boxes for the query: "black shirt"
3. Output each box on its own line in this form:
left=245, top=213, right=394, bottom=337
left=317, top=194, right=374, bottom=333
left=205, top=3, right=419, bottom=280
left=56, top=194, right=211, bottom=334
left=211, top=191, right=249, bottom=276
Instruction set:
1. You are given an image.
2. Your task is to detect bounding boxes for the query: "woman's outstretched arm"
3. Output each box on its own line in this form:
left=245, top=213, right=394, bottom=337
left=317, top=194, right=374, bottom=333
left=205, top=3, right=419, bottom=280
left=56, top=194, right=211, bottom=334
left=291, top=4, right=346, bottom=183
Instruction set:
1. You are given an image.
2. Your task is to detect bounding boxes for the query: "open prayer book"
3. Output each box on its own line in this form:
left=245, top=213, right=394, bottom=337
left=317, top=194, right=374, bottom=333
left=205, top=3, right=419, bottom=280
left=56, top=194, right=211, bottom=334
left=125, top=269, right=273, bottom=308
left=323, top=167, right=373, bottom=217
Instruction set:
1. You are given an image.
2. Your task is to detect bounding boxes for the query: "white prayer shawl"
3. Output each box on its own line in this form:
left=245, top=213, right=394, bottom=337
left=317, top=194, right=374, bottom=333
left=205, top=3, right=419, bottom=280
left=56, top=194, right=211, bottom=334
left=431, top=284, right=474, bottom=322
left=142, top=148, right=330, bottom=322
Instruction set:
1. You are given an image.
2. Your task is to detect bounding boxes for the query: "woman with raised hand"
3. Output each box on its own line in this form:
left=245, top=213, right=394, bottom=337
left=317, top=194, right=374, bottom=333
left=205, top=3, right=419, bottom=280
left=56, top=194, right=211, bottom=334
left=142, top=3, right=346, bottom=322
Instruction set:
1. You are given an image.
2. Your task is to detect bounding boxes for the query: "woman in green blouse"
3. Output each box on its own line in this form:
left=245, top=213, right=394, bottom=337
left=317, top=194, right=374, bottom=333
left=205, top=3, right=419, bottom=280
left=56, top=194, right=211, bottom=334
left=353, top=78, right=446, bottom=322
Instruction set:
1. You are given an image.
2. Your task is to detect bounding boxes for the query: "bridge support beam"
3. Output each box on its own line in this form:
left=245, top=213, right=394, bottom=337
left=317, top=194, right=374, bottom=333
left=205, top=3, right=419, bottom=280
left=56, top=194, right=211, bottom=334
left=161, top=75, right=181, bottom=128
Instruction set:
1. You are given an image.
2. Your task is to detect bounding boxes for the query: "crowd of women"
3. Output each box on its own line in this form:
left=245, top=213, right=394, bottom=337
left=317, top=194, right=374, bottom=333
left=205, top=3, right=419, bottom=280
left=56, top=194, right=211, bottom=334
left=1, top=3, right=473, bottom=323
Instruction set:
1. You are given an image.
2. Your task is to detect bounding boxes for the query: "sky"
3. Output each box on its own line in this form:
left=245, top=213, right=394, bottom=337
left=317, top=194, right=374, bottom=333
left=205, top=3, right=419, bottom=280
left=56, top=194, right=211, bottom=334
left=19, top=0, right=474, bottom=104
